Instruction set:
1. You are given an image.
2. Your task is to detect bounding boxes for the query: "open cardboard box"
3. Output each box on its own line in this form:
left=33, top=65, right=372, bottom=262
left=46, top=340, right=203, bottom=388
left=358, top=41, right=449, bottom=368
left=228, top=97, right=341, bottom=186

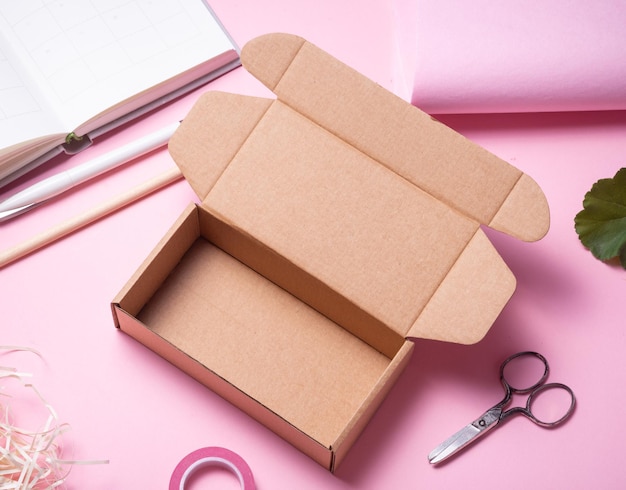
left=112, top=33, right=549, bottom=471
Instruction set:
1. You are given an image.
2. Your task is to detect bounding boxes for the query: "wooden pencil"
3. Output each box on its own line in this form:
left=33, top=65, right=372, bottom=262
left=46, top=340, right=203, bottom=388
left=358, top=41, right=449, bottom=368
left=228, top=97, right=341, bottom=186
left=0, top=166, right=183, bottom=269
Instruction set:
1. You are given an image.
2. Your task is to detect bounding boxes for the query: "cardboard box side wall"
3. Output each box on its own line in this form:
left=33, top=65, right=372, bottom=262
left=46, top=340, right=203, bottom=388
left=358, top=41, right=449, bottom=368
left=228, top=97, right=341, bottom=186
left=197, top=208, right=404, bottom=358
left=112, top=205, right=200, bottom=319
left=114, top=306, right=334, bottom=469
left=331, top=340, right=414, bottom=470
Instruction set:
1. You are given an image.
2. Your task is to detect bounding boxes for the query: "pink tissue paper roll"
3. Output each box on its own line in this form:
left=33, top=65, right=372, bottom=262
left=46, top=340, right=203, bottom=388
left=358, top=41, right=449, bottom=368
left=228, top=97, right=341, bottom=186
left=392, top=0, right=626, bottom=114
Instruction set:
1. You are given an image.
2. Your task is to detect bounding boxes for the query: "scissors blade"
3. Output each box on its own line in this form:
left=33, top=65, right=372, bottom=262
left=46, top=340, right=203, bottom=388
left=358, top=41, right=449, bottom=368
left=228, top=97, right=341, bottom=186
left=428, top=407, right=502, bottom=464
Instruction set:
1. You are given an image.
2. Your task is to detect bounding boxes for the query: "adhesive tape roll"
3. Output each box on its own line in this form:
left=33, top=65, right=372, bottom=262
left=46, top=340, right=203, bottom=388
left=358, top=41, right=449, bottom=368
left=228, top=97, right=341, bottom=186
left=169, top=447, right=255, bottom=490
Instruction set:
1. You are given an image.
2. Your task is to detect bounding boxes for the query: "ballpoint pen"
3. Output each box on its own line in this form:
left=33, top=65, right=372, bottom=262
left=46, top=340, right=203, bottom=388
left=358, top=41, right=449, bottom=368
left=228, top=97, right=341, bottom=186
left=0, top=121, right=181, bottom=222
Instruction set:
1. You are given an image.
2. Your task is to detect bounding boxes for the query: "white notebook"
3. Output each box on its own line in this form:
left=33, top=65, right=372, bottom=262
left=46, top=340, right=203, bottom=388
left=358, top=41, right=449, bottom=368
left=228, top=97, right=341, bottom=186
left=0, top=0, right=239, bottom=186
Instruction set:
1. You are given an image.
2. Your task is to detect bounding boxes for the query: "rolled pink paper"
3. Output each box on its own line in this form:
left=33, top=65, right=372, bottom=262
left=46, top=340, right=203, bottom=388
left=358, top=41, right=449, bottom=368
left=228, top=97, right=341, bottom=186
left=393, top=0, right=626, bottom=113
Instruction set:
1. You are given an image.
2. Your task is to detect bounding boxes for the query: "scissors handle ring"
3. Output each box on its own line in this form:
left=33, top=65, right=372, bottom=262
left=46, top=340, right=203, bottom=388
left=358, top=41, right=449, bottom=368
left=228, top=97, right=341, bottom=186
left=500, top=351, right=549, bottom=394
left=525, top=382, right=576, bottom=427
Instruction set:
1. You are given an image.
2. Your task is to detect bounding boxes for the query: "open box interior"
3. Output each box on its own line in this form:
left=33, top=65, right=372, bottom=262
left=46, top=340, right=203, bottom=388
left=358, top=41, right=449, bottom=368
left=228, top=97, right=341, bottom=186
left=113, top=204, right=414, bottom=470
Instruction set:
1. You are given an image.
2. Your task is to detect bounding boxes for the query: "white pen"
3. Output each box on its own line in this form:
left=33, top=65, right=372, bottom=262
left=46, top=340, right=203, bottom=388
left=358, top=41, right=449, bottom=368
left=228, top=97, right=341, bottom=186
left=0, top=121, right=181, bottom=221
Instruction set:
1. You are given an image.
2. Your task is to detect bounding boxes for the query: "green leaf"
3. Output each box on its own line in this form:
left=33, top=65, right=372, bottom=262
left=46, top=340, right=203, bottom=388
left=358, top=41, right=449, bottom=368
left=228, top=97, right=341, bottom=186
left=574, top=167, right=626, bottom=268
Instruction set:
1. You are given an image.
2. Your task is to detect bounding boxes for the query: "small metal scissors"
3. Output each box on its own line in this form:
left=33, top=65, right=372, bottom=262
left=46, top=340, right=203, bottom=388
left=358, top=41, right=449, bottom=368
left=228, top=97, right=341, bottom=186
left=428, top=351, right=575, bottom=464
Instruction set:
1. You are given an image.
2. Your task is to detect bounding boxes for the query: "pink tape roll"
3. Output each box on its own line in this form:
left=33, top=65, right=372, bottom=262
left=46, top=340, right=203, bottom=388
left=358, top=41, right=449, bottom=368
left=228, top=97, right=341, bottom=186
left=169, top=447, right=255, bottom=490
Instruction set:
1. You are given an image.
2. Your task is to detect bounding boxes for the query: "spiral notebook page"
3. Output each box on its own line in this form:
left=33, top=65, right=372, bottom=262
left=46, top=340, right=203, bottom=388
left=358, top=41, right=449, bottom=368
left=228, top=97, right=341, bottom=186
left=0, top=0, right=236, bottom=148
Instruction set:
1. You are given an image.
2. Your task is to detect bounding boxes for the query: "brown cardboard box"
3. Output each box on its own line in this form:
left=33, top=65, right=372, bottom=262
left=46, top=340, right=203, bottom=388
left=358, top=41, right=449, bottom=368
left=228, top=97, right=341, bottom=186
left=111, top=33, right=549, bottom=471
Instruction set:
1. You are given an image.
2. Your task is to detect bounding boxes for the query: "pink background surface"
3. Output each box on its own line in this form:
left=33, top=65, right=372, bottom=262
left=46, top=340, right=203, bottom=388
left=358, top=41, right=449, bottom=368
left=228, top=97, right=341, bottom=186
left=393, top=0, right=626, bottom=113
left=1, top=1, right=625, bottom=488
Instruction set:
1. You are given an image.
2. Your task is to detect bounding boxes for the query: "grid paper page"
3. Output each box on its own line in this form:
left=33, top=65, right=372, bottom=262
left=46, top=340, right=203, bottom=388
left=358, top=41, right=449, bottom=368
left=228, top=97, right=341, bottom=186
left=0, top=45, right=40, bottom=119
left=0, top=36, right=61, bottom=148
left=0, top=0, right=234, bottom=147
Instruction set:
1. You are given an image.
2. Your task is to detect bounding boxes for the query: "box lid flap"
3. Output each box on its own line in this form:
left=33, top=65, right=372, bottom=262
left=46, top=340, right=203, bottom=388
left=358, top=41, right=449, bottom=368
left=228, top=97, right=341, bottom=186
left=241, top=33, right=549, bottom=242
left=170, top=91, right=273, bottom=201
left=168, top=33, right=549, bottom=346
